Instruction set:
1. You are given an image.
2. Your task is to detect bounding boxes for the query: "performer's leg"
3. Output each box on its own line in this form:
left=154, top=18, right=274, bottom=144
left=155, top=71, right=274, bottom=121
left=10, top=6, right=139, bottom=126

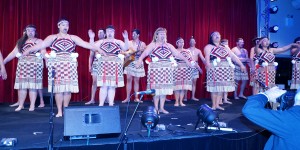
left=122, top=75, right=133, bottom=103
left=183, top=90, right=188, bottom=101
left=216, top=92, right=224, bottom=110
left=107, top=87, right=116, bottom=106
left=153, top=96, right=159, bottom=112
left=55, top=93, right=63, bottom=117
left=133, top=77, right=142, bottom=102
left=99, top=86, right=108, bottom=106
left=239, top=80, right=248, bottom=98
left=15, top=89, right=27, bottom=111
left=86, top=75, right=97, bottom=105
left=179, top=90, right=186, bottom=106
left=63, top=92, right=71, bottom=107
left=211, top=92, right=217, bottom=110
left=174, top=91, right=179, bottom=106
left=159, top=95, right=169, bottom=114
left=223, top=92, right=232, bottom=104
left=38, top=89, right=45, bottom=107
left=234, top=80, right=239, bottom=99
left=28, top=89, right=38, bottom=111
left=191, top=78, right=199, bottom=101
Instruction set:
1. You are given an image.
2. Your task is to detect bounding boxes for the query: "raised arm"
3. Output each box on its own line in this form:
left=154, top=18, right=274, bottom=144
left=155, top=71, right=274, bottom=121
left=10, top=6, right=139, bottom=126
left=118, top=30, right=129, bottom=51
left=168, top=44, right=192, bottom=66
left=0, top=52, right=7, bottom=80
left=88, top=30, right=96, bottom=72
left=272, top=43, right=298, bottom=54
left=3, top=46, right=19, bottom=64
left=197, top=50, right=206, bottom=65
left=23, top=35, right=55, bottom=55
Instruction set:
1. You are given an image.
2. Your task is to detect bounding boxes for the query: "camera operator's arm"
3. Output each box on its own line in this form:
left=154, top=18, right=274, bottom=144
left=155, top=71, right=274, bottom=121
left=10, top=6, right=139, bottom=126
left=242, top=87, right=290, bottom=137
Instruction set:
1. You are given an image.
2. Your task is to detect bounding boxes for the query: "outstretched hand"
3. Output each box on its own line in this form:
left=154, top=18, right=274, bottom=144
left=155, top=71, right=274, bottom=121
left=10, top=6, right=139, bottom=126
left=88, top=29, right=95, bottom=39
left=122, top=30, right=128, bottom=39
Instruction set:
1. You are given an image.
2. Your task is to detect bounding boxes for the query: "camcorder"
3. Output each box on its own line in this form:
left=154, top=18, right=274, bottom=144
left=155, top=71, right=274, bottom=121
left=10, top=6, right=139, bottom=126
left=276, top=90, right=296, bottom=111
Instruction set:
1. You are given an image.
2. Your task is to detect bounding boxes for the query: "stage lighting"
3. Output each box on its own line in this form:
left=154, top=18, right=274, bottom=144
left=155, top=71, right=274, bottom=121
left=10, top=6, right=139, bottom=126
left=269, top=25, right=279, bottom=33
left=197, top=104, right=218, bottom=126
left=270, top=0, right=277, bottom=2
left=270, top=42, right=279, bottom=48
left=141, top=106, right=159, bottom=137
left=270, top=6, right=279, bottom=14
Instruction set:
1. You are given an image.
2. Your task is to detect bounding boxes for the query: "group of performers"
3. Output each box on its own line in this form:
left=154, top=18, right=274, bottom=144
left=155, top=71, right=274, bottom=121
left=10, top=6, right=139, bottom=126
left=1, top=18, right=300, bottom=117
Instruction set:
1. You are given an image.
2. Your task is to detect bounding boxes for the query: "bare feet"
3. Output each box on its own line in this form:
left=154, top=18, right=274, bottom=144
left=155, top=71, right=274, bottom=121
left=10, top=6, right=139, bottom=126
left=239, top=95, right=247, bottom=99
left=223, top=100, right=232, bottom=104
left=183, top=99, right=188, bottom=102
left=15, top=106, right=24, bottom=111
left=85, top=100, right=95, bottom=105
left=174, top=103, right=179, bottom=107
left=159, top=109, right=169, bottom=114
left=180, top=103, right=186, bottom=106
left=10, top=102, right=19, bottom=107
left=38, top=103, right=45, bottom=108
left=216, top=106, right=225, bottom=110
left=234, top=97, right=239, bottom=100
left=122, top=99, right=129, bottom=103
left=134, top=98, right=143, bottom=103
left=191, top=97, right=199, bottom=101
left=29, top=107, right=35, bottom=111
left=55, top=114, right=62, bottom=117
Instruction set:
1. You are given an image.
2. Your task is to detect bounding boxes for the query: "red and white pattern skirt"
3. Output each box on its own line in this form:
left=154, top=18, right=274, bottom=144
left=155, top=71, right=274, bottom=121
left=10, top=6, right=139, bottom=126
left=206, top=61, right=235, bottom=92
left=191, top=67, right=199, bottom=79
left=91, top=58, right=99, bottom=76
left=173, top=62, right=192, bottom=91
left=147, top=61, right=174, bottom=96
left=124, top=60, right=145, bottom=77
left=254, top=65, right=276, bottom=92
left=234, top=64, right=249, bottom=80
left=96, top=56, right=124, bottom=87
left=47, top=53, right=79, bottom=93
left=291, top=61, right=300, bottom=89
left=14, top=55, right=43, bottom=90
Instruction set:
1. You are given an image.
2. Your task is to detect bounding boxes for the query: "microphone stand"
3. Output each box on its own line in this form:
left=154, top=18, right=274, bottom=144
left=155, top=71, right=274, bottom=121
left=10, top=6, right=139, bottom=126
left=48, top=67, right=55, bottom=150
left=117, top=94, right=144, bottom=150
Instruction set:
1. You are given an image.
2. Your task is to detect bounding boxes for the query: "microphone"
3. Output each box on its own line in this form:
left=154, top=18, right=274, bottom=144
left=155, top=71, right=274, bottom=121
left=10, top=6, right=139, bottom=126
left=135, top=89, right=155, bottom=95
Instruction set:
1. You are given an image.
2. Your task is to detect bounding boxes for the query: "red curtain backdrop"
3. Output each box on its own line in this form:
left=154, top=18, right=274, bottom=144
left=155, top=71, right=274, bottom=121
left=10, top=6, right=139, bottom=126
left=0, top=0, right=257, bottom=103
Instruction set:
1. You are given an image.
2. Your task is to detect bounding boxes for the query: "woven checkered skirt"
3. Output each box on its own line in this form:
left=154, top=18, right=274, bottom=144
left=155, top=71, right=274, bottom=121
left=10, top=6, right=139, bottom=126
left=291, top=61, right=300, bottom=89
left=173, top=62, right=192, bottom=91
left=147, top=61, right=174, bottom=96
left=124, top=60, right=145, bottom=77
left=254, top=65, right=276, bottom=92
left=91, top=58, right=99, bottom=76
left=14, top=55, right=43, bottom=90
left=191, top=67, right=199, bottom=79
left=234, top=64, right=249, bottom=80
left=96, top=56, right=124, bottom=87
left=47, top=53, right=78, bottom=93
left=206, top=61, right=235, bottom=92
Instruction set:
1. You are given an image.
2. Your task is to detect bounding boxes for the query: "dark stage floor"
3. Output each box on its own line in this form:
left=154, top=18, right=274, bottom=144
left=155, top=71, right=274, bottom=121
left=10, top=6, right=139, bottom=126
left=0, top=98, right=269, bottom=150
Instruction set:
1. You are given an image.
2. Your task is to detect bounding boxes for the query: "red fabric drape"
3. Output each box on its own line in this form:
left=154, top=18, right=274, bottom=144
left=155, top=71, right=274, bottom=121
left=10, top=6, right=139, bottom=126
left=0, top=0, right=256, bottom=103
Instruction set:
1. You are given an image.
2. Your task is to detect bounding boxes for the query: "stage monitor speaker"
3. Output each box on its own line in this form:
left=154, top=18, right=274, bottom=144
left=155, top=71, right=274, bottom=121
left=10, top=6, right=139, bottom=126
left=64, top=106, right=121, bottom=137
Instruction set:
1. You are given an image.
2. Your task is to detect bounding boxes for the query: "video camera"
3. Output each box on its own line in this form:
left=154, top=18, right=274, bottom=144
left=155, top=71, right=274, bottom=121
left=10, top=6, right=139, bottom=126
left=276, top=90, right=296, bottom=111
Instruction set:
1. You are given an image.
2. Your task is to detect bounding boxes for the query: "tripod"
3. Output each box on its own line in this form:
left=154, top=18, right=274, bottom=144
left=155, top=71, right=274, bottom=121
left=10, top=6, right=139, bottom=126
left=117, top=95, right=144, bottom=150
left=48, top=67, right=55, bottom=150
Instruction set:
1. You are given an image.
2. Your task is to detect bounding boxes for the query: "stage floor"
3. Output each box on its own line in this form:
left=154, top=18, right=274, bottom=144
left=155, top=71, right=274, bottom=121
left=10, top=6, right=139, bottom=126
left=0, top=98, right=269, bottom=150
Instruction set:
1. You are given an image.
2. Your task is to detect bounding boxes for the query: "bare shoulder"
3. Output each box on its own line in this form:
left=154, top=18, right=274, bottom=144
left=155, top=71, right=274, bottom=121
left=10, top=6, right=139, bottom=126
left=35, top=38, right=43, bottom=43
left=204, top=44, right=213, bottom=50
